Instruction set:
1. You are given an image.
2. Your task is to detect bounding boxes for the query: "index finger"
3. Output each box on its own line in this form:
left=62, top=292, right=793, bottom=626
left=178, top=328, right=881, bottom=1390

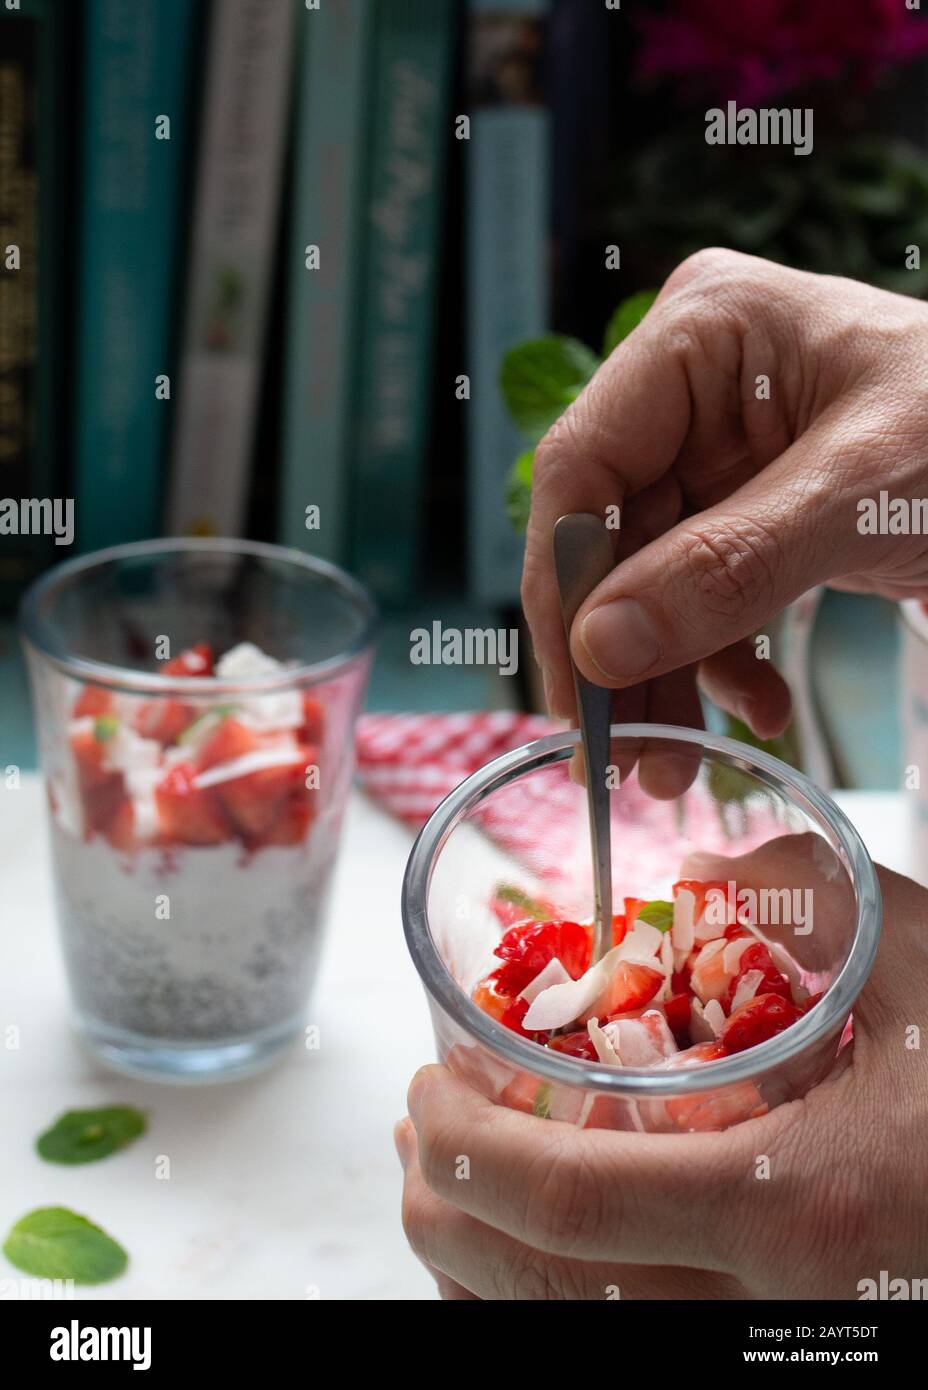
left=407, top=1064, right=781, bottom=1272
left=522, top=301, right=693, bottom=721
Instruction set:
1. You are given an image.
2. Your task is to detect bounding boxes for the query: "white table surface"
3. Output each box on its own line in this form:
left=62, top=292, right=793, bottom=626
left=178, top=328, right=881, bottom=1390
left=0, top=779, right=915, bottom=1301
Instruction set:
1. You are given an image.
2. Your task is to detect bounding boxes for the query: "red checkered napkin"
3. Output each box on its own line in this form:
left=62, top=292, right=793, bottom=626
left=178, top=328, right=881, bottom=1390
left=354, top=711, right=581, bottom=875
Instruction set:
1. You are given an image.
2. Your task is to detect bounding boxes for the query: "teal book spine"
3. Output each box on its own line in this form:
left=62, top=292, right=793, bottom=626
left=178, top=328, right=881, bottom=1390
left=348, top=0, right=456, bottom=604
left=279, top=0, right=374, bottom=565
left=466, top=0, right=549, bottom=605
left=0, top=0, right=75, bottom=605
left=74, top=0, right=200, bottom=553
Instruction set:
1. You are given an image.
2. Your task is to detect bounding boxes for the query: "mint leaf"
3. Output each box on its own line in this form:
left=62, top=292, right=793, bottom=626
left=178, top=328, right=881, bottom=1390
left=533, top=1083, right=552, bottom=1119
left=602, top=289, right=658, bottom=357
left=494, top=883, right=551, bottom=922
left=499, top=336, right=600, bottom=442
left=37, top=1106, right=146, bottom=1165
left=3, top=1207, right=128, bottom=1284
left=505, top=449, right=534, bottom=532
left=93, top=715, right=119, bottom=742
left=177, top=704, right=239, bottom=745
left=636, top=899, right=674, bottom=932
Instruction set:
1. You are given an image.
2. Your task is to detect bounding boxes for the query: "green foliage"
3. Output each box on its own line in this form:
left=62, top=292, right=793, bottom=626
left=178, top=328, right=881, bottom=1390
left=500, top=292, right=658, bottom=533
left=636, top=899, right=674, bottom=932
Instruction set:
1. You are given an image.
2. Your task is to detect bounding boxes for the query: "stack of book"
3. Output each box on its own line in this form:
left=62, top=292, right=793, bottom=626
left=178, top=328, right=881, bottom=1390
left=1, top=0, right=617, bottom=614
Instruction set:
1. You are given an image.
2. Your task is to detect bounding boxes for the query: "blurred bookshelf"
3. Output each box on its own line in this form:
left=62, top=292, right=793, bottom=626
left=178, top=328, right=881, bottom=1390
left=3, top=1, right=928, bottom=779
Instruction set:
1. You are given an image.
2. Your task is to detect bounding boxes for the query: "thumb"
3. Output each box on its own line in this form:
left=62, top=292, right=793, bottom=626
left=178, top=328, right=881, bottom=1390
left=570, top=433, right=860, bottom=686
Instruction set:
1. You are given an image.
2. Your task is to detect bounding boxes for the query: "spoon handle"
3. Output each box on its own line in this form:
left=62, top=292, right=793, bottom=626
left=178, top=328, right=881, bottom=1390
left=553, top=514, right=616, bottom=966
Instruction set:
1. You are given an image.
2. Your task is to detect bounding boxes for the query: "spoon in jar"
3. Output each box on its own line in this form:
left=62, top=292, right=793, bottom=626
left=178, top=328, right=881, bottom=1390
left=553, top=513, right=616, bottom=967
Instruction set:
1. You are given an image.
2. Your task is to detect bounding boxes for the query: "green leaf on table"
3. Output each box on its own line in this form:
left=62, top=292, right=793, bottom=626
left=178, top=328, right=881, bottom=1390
left=3, top=1207, right=128, bottom=1284
left=499, top=335, right=601, bottom=441
left=505, top=448, right=534, bottom=532
left=636, top=899, right=674, bottom=932
left=602, top=290, right=658, bottom=357
left=36, top=1105, right=146, bottom=1165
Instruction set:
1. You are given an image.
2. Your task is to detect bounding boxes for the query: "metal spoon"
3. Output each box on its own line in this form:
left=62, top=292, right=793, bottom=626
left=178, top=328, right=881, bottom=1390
left=553, top=513, right=616, bottom=966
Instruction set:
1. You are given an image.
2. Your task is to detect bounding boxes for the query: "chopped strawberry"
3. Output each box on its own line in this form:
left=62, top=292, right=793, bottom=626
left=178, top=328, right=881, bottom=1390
left=500, top=1073, right=550, bottom=1115
left=721, top=992, right=802, bottom=1055
left=663, top=992, right=692, bottom=1041
left=724, top=941, right=792, bottom=1011
left=133, top=698, right=193, bottom=745
left=300, top=692, right=325, bottom=744
left=494, top=918, right=592, bottom=981
left=802, top=990, right=824, bottom=1014
left=196, top=716, right=258, bottom=770
left=216, top=745, right=316, bottom=838
left=623, top=897, right=648, bottom=925
left=548, top=1028, right=598, bottom=1061
left=598, top=961, right=663, bottom=1019
left=253, top=796, right=314, bottom=847
left=70, top=722, right=126, bottom=834
left=473, top=967, right=522, bottom=1021
left=611, top=913, right=628, bottom=946
left=163, top=642, right=213, bottom=676
left=105, top=799, right=137, bottom=853
left=72, top=686, right=113, bottom=718
left=154, top=762, right=230, bottom=845
left=499, top=994, right=548, bottom=1041
left=70, top=723, right=115, bottom=790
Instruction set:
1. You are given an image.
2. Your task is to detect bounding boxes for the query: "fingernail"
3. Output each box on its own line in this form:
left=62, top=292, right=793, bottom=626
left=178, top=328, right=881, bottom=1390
left=580, top=599, right=662, bottom=681
left=394, top=1119, right=415, bottom=1171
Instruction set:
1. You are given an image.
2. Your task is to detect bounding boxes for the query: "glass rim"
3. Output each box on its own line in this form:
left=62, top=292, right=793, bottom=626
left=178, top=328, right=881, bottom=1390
left=18, top=537, right=379, bottom=696
left=402, top=723, right=882, bottom=1097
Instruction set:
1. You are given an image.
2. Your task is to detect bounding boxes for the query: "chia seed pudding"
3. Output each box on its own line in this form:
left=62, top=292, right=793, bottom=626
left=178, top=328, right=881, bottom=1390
left=46, top=639, right=345, bottom=1071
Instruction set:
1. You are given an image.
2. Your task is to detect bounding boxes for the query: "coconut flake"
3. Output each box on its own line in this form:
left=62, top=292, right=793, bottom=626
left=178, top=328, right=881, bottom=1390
left=587, top=1017, right=622, bottom=1066
left=214, top=643, right=304, bottom=731
left=518, top=957, right=571, bottom=1005
left=703, top=998, right=726, bottom=1037
left=194, top=746, right=307, bottom=789
left=673, top=887, right=695, bottom=954
left=215, top=642, right=285, bottom=679
left=722, top=936, right=752, bottom=976
left=731, top=968, right=764, bottom=1013
left=691, top=937, right=726, bottom=970
left=522, top=943, right=628, bottom=1032
left=611, top=1010, right=678, bottom=1066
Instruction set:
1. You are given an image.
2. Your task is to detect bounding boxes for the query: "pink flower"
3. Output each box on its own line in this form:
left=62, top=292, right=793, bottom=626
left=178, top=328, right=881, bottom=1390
left=637, top=0, right=928, bottom=105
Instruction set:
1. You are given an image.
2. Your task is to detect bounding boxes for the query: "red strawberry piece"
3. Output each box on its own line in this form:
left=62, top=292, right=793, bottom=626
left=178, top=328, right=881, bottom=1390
left=802, top=990, right=824, bottom=1014
left=217, top=745, right=315, bottom=839
left=105, top=799, right=137, bottom=853
left=196, top=716, right=258, bottom=770
left=499, top=994, right=548, bottom=1042
left=163, top=642, right=213, bottom=676
left=300, top=693, right=325, bottom=744
left=671, top=967, right=690, bottom=994
left=611, top=913, right=628, bottom=946
left=70, top=723, right=126, bottom=834
left=499, top=1073, right=548, bottom=1115
left=724, top=940, right=792, bottom=1011
left=72, top=686, right=113, bottom=718
left=623, top=897, right=648, bottom=924
left=253, top=796, right=314, bottom=847
left=721, top=992, right=802, bottom=1055
left=133, top=698, right=194, bottom=745
left=548, top=1028, right=598, bottom=1061
left=494, top=918, right=592, bottom=981
left=663, top=992, right=692, bottom=1041
left=599, top=961, right=663, bottom=1019
left=472, top=967, right=514, bottom=1023
left=673, top=878, right=732, bottom=931
left=154, top=762, right=230, bottom=846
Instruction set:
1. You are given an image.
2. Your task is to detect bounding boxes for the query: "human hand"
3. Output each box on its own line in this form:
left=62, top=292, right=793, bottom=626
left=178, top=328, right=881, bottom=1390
left=398, top=861, right=928, bottom=1300
left=524, top=249, right=928, bottom=739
